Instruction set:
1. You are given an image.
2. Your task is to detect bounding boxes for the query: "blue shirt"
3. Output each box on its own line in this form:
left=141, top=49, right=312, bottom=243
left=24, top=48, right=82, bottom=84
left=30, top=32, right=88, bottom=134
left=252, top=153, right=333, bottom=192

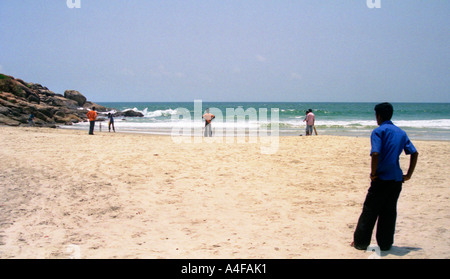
left=371, top=120, right=417, bottom=181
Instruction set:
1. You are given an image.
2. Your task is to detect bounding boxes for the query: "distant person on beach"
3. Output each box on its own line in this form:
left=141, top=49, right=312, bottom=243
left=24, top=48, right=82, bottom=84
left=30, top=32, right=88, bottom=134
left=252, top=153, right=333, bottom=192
left=28, top=113, right=35, bottom=127
left=87, top=107, right=98, bottom=135
left=352, top=102, right=419, bottom=252
left=202, top=108, right=215, bottom=137
left=303, top=109, right=315, bottom=136
left=302, top=110, right=309, bottom=135
left=108, top=113, right=115, bottom=132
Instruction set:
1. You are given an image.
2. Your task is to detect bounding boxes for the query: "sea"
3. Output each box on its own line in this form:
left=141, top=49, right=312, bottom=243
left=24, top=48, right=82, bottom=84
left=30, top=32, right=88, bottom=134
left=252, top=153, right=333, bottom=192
left=64, top=102, right=450, bottom=141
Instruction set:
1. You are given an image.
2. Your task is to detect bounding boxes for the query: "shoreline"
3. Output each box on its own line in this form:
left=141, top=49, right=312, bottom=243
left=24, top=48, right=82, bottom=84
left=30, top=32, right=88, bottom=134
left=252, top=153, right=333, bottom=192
left=1, top=125, right=449, bottom=259
left=58, top=124, right=450, bottom=142
left=3, top=124, right=449, bottom=143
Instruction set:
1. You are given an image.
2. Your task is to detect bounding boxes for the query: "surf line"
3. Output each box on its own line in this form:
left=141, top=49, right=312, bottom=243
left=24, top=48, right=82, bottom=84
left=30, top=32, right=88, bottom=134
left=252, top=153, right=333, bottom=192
left=170, top=99, right=280, bottom=154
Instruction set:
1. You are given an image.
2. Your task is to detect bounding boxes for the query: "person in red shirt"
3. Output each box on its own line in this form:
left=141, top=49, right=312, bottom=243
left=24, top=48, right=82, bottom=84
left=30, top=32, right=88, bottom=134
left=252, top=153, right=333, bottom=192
left=86, top=107, right=98, bottom=135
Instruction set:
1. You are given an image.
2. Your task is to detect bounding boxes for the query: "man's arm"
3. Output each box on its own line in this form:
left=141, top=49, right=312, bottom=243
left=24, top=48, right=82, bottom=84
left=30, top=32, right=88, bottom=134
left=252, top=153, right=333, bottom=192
left=370, top=152, right=379, bottom=181
left=403, top=152, right=418, bottom=182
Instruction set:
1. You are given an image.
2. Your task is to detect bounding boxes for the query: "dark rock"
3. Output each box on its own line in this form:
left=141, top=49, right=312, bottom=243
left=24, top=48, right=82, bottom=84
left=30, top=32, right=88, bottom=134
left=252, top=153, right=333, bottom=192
left=15, top=83, right=34, bottom=98
left=38, top=89, right=56, bottom=96
left=0, top=114, right=20, bottom=126
left=48, top=95, right=78, bottom=108
left=11, top=114, right=29, bottom=124
left=64, top=90, right=87, bottom=107
left=34, top=111, right=53, bottom=122
left=54, top=111, right=66, bottom=118
left=0, top=105, right=10, bottom=115
left=83, top=101, right=107, bottom=112
left=36, top=105, right=56, bottom=118
left=8, top=106, right=23, bottom=117
left=29, top=83, right=45, bottom=90
left=122, top=110, right=144, bottom=117
left=66, top=114, right=82, bottom=123
left=27, top=93, right=40, bottom=104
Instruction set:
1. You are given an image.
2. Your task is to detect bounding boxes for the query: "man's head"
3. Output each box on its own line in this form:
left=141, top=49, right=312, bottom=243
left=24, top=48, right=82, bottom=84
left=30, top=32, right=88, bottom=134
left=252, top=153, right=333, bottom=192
left=374, top=102, right=393, bottom=125
left=92, top=107, right=96, bottom=111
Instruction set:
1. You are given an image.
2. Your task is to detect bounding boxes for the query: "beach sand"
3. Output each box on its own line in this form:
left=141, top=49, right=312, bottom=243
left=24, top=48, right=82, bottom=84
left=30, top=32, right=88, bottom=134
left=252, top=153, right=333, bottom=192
left=0, top=126, right=448, bottom=259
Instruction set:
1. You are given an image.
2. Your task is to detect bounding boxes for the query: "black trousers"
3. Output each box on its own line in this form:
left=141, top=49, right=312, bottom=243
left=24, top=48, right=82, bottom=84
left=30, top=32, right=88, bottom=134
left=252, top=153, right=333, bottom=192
left=353, top=179, right=402, bottom=250
left=89, top=120, right=95, bottom=135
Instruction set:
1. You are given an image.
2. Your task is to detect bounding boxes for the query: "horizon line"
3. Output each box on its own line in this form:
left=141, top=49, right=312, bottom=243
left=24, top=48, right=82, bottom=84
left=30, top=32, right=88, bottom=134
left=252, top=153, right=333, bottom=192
left=95, top=101, right=450, bottom=104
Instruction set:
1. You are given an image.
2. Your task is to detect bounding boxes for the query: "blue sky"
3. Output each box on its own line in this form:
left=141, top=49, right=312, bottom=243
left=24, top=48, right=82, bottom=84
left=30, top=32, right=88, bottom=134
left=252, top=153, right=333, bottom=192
left=1, top=0, right=449, bottom=102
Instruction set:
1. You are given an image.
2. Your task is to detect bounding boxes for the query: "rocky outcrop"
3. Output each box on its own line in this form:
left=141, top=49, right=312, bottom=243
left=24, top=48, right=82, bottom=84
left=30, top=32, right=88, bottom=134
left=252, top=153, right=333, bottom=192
left=0, top=73, right=109, bottom=127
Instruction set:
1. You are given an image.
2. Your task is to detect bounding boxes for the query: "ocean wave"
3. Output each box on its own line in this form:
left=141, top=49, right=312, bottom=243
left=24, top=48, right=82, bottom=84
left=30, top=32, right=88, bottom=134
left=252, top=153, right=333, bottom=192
left=392, top=119, right=450, bottom=129
left=261, top=118, right=450, bottom=130
left=315, top=119, right=450, bottom=129
left=108, top=117, right=450, bottom=130
left=121, top=107, right=179, bottom=118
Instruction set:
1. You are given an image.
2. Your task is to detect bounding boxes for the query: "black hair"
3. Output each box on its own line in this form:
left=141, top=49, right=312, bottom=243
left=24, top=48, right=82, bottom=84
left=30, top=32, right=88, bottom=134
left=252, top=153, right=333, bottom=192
left=308, top=109, right=312, bottom=112
left=374, top=102, right=393, bottom=122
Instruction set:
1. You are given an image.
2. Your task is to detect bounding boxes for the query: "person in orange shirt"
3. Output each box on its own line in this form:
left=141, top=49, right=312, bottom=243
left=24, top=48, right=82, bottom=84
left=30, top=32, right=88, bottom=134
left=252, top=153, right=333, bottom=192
left=202, top=108, right=215, bottom=137
left=86, top=107, right=98, bottom=135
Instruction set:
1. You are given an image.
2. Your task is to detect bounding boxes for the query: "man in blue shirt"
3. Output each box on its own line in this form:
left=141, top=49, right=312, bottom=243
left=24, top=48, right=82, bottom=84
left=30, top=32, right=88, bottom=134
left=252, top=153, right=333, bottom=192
left=352, top=103, right=419, bottom=251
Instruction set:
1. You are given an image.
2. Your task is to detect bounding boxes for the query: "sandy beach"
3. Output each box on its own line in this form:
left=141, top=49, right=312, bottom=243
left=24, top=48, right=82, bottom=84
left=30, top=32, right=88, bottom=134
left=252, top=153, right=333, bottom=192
left=0, top=126, right=448, bottom=259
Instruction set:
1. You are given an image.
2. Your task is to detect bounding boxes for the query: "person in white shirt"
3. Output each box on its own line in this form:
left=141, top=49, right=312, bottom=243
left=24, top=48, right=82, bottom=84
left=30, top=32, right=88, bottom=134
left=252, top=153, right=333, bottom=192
left=202, top=108, right=215, bottom=137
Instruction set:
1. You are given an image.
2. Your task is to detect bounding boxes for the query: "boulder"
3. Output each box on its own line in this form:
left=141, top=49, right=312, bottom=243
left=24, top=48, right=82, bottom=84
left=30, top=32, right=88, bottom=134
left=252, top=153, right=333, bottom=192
left=83, top=101, right=107, bottom=112
left=66, top=114, right=82, bottom=123
left=15, top=82, right=35, bottom=98
left=36, top=105, right=56, bottom=118
left=0, top=96, right=19, bottom=110
left=122, top=110, right=144, bottom=117
left=48, top=95, right=78, bottom=109
left=7, top=106, right=23, bottom=117
left=54, top=113, right=83, bottom=125
left=28, top=83, right=49, bottom=91
left=64, top=90, right=86, bottom=107
left=11, top=114, right=29, bottom=124
left=54, top=110, right=66, bottom=118
left=0, top=105, right=10, bottom=115
left=34, top=111, right=53, bottom=122
left=27, top=93, right=40, bottom=104
left=0, top=114, right=20, bottom=126
left=38, top=89, right=56, bottom=97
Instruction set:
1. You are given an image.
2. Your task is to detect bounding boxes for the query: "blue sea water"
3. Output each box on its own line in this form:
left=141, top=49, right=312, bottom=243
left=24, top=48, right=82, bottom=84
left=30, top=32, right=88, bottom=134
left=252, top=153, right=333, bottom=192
left=68, top=102, right=450, bottom=140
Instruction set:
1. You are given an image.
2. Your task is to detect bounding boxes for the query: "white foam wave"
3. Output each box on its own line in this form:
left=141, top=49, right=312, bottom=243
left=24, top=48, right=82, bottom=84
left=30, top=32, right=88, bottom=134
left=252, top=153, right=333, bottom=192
left=121, top=108, right=179, bottom=118
left=392, top=119, right=450, bottom=129
left=289, top=119, right=450, bottom=129
left=69, top=118, right=450, bottom=132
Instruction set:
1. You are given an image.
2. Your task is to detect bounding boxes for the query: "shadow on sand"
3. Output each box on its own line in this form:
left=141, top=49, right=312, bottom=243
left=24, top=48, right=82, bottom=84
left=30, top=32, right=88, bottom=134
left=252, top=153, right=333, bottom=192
left=380, top=246, right=422, bottom=257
